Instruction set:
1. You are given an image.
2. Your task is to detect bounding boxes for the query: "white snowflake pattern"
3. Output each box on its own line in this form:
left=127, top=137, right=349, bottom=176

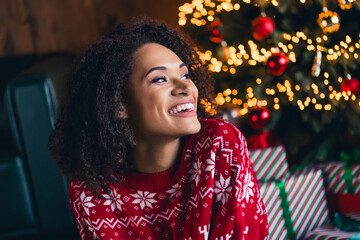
left=188, top=157, right=202, bottom=186
left=205, top=151, right=216, bottom=178
left=103, top=188, right=124, bottom=212
left=166, top=183, right=181, bottom=199
left=241, top=169, right=254, bottom=203
left=131, top=191, right=158, bottom=210
left=79, top=192, right=95, bottom=215
left=214, top=174, right=232, bottom=205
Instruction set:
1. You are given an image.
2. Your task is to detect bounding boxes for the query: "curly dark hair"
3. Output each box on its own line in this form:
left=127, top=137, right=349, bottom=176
left=49, top=17, right=215, bottom=195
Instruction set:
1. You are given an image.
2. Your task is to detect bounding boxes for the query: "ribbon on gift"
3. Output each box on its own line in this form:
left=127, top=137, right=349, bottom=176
left=277, top=181, right=296, bottom=240
left=247, top=131, right=280, bottom=150
left=259, top=181, right=295, bottom=240
left=340, top=149, right=360, bottom=165
left=260, top=169, right=330, bottom=240
left=321, top=162, right=360, bottom=194
left=340, top=149, right=360, bottom=194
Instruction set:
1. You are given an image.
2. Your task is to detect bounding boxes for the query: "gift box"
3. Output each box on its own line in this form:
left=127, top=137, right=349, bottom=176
left=307, top=212, right=360, bottom=240
left=259, top=182, right=289, bottom=239
left=321, top=162, right=360, bottom=194
left=327, top=194, right=360, bottom=215
left=259, top=168, right=330, bottom=240
left=286, top=168, right=330, bottom=239
left=248, top=145, right=289, bottom=182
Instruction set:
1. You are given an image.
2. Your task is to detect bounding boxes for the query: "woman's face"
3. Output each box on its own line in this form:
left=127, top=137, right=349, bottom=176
left=125, top=43, right=201, bottom=140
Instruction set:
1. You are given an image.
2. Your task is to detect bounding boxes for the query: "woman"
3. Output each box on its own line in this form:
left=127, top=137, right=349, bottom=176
left=49, top=18, right=268, bottom=240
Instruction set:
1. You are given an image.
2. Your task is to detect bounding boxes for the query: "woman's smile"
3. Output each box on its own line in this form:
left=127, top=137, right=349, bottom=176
left=168, top=101, right=196, bottom=115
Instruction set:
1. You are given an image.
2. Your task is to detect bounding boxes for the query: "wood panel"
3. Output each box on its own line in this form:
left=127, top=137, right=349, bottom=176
left=0, top=0, right=187, bottom=57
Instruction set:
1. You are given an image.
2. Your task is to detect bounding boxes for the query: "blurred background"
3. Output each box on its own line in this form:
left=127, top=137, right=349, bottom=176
left=0, top=0, right=360, bottom=239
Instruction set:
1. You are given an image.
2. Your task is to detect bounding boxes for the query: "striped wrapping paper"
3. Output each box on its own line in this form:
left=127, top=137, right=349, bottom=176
left=259, top=182, right=289, bottom=240
left=307, top=212, right=360, bottom=240
left=321, top=162, right=360, bottom=194
left=285, top=168, right=330, bottom=239
left=248, top=145, right=289, bottom=182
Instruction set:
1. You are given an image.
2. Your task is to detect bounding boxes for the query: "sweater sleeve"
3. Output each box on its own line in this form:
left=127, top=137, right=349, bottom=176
left=210, top=207, right=269, bottom=240
left=208, top=120, right=269, bottom=239
left=68, top=180, right=97, bottom=240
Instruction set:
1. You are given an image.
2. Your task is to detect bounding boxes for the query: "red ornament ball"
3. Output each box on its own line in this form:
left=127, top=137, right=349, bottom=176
left=208, top=20, right=223, bottom=43
left=252, top=16, right=275, bottom=41
left=265, top=52, right=289, bottom=76
left=248, top=107, right=271, bottom=130
left=341, top=76, right=360, bottom=94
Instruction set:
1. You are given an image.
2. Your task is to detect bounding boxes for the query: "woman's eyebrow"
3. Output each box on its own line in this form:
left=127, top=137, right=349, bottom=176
left=145, top=66, right=166, bottom=77
left=179, top=62, right=186, bottom=68
left=145, top=63, right=187, bottom=77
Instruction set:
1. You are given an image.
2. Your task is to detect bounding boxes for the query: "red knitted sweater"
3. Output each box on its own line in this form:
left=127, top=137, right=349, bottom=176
left=69, top=119, right=269, bottom=239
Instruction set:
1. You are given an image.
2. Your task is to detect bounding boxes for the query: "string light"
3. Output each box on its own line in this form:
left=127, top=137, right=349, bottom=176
left=179, top=0, right=360, bottom=114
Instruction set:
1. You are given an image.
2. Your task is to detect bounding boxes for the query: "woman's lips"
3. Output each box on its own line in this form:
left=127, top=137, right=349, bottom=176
left=168, top=102, right=196, bottom=116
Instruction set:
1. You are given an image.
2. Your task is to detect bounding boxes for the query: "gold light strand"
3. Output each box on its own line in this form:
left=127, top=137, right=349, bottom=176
left=179, top=0, right=360, bottom=112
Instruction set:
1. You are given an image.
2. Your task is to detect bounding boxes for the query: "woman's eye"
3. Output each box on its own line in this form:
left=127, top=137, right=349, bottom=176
left=151, top=77, right=167, bottom=83
left=181, top=73, right=190, bottom=80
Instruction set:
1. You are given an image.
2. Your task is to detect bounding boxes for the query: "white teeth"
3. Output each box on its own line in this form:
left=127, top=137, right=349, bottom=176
left=169, top=103, right=194, bottom=114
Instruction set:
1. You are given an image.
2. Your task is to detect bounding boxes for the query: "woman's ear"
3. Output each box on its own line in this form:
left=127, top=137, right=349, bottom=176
left=116, top=105, right=128, bottom=119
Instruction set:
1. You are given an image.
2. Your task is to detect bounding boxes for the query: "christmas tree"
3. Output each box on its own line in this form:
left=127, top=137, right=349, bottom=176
left=178, top=0, right=360, bottom=165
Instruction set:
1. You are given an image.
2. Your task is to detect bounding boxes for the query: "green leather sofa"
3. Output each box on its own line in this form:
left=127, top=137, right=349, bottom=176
left=0, top=55, right=80, bottom=240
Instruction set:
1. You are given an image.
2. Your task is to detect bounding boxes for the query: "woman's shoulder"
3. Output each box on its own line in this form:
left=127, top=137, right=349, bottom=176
left=68, top=179, right=90, bottom=202
left=199, top=118, right=245, bottom=144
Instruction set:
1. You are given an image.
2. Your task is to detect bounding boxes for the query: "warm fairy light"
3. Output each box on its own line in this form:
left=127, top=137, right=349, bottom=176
left=288, top=52, right=296, bottom=62
left=272, top=0, right=279, bottom=6
left=224, top=88, right=232, bottom=96
left=315, top=104, right=323, bottom=110
left=201, top=98, right=217, bottom=116
left=346, top=35, right=352, bottom=43
left=324, top=104, right=332, bottom=110
left=229, top=67, right=236, bottom=74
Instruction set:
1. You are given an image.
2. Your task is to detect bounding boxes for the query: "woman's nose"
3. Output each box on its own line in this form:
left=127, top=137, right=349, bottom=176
left=171, top=78, right=191, bottom=96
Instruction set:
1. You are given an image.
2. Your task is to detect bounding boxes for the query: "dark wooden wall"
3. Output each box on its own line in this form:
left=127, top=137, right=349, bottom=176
left=0, top=0, right=187, bottom=57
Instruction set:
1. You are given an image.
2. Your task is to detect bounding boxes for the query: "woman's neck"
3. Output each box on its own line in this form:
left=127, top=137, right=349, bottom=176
left=130, top=137, right=183, bottom=174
